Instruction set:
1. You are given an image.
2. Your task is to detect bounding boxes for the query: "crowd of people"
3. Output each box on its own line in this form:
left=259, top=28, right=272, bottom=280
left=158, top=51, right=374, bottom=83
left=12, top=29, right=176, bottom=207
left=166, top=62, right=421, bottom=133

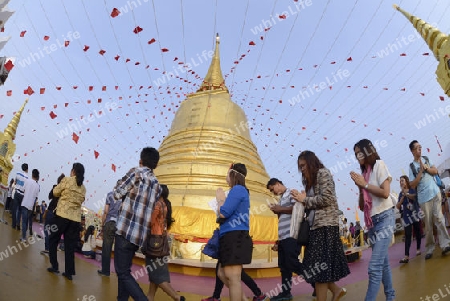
left=3, top=139, right=450, bottom=301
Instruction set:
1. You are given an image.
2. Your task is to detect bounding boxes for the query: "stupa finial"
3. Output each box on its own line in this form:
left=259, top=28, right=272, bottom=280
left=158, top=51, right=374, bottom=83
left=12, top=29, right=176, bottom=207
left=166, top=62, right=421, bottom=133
left=196, top=33, right=228, bottom=93
left=4, top=98, right=28, bottom=141
left=393, top=4, right=449, bottom=60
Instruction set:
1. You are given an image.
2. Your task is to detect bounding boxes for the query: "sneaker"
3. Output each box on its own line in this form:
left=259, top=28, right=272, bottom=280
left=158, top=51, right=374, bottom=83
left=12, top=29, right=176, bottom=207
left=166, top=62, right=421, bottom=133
left=253, top=294, right=268, bottom=301
left=40, top=250, right=49, bottom=255
left=201, top=297, right=221, bottom=301
left=270, top=292, right=293, bottom=301
left=97, top=270, right=110, bottom=277
left=180, top=297, right=185, bottom=301
left=416, top=250, right=421, bottom=256
left=442, top=246, right=450, bottom=256
left=425, top=253, right=433, bottom=260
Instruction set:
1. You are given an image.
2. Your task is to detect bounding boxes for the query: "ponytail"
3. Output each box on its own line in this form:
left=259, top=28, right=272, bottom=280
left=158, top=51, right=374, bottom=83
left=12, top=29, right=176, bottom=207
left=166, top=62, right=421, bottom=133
left=72, top=163, right=85, bottom=186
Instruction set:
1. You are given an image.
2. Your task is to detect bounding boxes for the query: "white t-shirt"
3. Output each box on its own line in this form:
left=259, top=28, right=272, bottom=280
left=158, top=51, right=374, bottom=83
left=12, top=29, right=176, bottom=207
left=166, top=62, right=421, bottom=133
left=368, top=160, right=393, bottom=216
left=22, top=178, right=40, bottom=211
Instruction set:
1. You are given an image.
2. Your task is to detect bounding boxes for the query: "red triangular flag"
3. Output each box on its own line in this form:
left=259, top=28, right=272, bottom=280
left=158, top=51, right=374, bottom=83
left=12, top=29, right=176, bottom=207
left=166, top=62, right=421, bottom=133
left=249, top=41, right=256, bottom=46
left=49, top=111, right=57, bottom=119
left=114, top=55, right=120, bottom=61
left=347, top=57, right=352, bottom=61
left=133, top=26, right=143, bottom=34
left=161, top=48, right=169, bottom=52
left=148, top=38, right=156, bottom=44
left=99, top=49, right=106, bottom=55
left=6, top=90, right=12, bottom=96
left=20, top=30, right=26, bottom=37
left=83, top=45, right=90, bottom=52
left=89, top=86, right=94, bottom=91
left=4, top=60, right=14, bottom=71
left=43, top=35, right=50, bottom=41
left=439, top=96, right=445, bottom=101
left=72, top=132, right=79, bottom=144
left=94, top=150, right=99, bottom=159
left=111, top=164, right=116, bottom=172
left=40, top=88, right=45, bottom=94
left=24, top=86, right=34, bottom=95
left=64, top=40, right=70, bottom=47
left=111, top=8, right=120, bottom=18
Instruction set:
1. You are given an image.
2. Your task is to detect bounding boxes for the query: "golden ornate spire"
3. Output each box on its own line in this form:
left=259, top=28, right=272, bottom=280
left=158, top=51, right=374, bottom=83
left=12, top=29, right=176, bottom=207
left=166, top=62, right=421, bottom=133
left=4, top=98, right=28, bottom=141
left=394, top=4, right=450, bottom=96
left=393, top=4, right=448, bottom=60
left=196, top=33, right=228, bottom=93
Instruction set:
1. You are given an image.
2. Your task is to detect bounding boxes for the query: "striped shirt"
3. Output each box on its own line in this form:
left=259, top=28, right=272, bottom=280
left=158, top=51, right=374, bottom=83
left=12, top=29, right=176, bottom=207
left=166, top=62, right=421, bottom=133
left=278, top=188, right=296, bottom=240
left=113, top=166, right=162, bottom=247
left=14, top=172, right=28, bottom=194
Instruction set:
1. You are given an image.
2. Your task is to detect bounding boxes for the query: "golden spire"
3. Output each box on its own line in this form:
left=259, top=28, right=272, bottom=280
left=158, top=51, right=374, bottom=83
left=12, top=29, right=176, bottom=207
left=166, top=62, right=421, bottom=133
left=393, top=4, right=449, bottom=60
left=4, top=98, right=28, bottom=141
left=196, top=33, right=228, bottom=93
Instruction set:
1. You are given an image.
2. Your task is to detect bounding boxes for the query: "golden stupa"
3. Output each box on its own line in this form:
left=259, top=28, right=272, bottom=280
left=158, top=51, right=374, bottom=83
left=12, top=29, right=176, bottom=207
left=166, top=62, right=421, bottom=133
left=0, top=98, right=28, bottom=186
left=157, top=35, right=277, bottom=258
left=394, top=5, right=450, bottom=97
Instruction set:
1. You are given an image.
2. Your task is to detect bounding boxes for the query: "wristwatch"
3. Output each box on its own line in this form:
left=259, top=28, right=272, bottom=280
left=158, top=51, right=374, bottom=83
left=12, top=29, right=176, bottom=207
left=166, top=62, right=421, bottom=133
left=364, top=183, right=369, bottom=189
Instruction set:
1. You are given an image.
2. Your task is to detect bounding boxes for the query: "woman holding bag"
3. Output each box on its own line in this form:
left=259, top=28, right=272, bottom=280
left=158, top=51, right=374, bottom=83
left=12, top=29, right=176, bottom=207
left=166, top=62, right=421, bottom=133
left=291, top=151, right=349, bottom=301
left=144, top=184, right=185, bottom=301
left=215, top=163, right=253, bottom=301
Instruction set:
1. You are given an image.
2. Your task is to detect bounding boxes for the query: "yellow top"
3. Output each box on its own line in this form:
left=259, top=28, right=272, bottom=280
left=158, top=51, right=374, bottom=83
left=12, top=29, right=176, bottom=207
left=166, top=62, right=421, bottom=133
left=54, top=176, right=86, bottom=222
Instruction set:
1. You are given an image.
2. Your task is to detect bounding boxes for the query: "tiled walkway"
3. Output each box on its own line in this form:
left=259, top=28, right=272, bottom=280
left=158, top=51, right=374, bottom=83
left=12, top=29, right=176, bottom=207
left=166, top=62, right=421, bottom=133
left=1, top=219, right=450, bottom=300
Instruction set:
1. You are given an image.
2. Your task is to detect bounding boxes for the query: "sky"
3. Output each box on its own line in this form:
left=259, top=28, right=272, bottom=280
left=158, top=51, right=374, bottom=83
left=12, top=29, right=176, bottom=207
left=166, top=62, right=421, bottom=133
left=1, top=0, right=450, bottom=224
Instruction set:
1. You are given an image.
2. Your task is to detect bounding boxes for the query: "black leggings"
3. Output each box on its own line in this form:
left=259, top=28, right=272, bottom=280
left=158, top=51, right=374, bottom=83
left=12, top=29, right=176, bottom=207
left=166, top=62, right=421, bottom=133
left=404, top=221, right=421, bottom=256
left=212, top=262, right=261, bottom=298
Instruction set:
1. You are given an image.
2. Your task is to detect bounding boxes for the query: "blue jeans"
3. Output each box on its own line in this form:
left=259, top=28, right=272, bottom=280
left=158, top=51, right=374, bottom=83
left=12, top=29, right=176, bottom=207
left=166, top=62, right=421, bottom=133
left=114, top=235, right=147, bottom=301
left=101, top=220, right=116, bottom=275
left=20, top=206, right=31, bottom=240
left=365, top=208, right=396, bottom=301
left=11, top=192, right=23, bottom=229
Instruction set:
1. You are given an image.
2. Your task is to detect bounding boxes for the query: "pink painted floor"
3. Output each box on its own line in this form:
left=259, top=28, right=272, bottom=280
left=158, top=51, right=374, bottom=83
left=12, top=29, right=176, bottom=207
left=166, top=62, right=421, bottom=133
left=32, top=220, right=414, bottom=298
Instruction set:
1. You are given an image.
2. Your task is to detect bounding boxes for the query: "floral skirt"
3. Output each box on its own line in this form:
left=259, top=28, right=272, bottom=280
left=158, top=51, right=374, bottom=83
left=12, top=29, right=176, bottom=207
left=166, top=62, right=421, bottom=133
left=303, top=226, right=350, bottom=283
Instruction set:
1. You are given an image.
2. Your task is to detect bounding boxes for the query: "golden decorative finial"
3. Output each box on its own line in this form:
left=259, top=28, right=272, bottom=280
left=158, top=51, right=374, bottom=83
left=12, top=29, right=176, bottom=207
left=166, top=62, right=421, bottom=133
left=4, top=98, right=28, bottom=141
left=394, top=5, right=450, bottom=97
left=393, top=5, right=448, bottom=60
left=196, top=33, right=228, bottom=93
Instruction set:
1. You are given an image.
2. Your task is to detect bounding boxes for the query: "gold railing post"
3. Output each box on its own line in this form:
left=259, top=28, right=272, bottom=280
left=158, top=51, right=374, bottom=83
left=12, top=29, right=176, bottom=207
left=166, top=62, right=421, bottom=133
left=200, top=245, right=205, bottom=262
left=268, top=245, right=272, bottom=262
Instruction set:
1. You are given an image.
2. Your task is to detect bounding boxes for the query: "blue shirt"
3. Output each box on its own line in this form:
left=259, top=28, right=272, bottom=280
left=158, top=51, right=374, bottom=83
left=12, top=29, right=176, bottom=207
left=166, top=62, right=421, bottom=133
left=105, top=191, right=121, bottom=223
left=219, top=185, right=250, bottom=237
left=409, top=157, right=439, bottom=204
left=398, top=188, right=420, bottom=224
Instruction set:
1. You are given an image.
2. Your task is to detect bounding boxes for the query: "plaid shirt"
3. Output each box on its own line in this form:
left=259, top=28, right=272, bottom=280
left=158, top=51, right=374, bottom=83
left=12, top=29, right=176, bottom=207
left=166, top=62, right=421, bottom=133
left=113, top=166, right=161, bottom=247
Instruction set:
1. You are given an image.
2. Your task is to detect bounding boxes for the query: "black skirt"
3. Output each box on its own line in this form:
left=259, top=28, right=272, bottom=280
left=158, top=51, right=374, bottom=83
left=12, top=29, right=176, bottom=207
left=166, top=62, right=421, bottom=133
left=302, top=226, right=350, bottom=284
left=219, top=230, right=253, bottom=266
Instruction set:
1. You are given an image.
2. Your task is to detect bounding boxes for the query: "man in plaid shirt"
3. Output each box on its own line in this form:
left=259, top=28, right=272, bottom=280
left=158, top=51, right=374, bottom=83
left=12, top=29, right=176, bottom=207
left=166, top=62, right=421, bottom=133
left=113, top=147, right=162, bottom=301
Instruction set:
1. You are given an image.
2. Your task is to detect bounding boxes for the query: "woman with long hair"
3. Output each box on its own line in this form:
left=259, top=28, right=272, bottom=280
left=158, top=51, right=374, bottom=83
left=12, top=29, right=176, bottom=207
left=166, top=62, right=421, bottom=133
left=82, top=225, right=97, bottom=259
left=350, top=139, right=395, bottom=301
left=396, top=175, right=421, bottom=263
left=215, top=163, right=253, bottom=301
left=47, top=163, right=86, bottom=281
left=145, top=184, right=185, bottom=301
left=291, top=151, right=349, bottom=301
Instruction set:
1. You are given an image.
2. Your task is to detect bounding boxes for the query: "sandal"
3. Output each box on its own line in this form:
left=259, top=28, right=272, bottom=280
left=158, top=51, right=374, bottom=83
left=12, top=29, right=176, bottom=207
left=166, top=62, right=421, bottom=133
left=399, top=257, right=409, bottom=263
